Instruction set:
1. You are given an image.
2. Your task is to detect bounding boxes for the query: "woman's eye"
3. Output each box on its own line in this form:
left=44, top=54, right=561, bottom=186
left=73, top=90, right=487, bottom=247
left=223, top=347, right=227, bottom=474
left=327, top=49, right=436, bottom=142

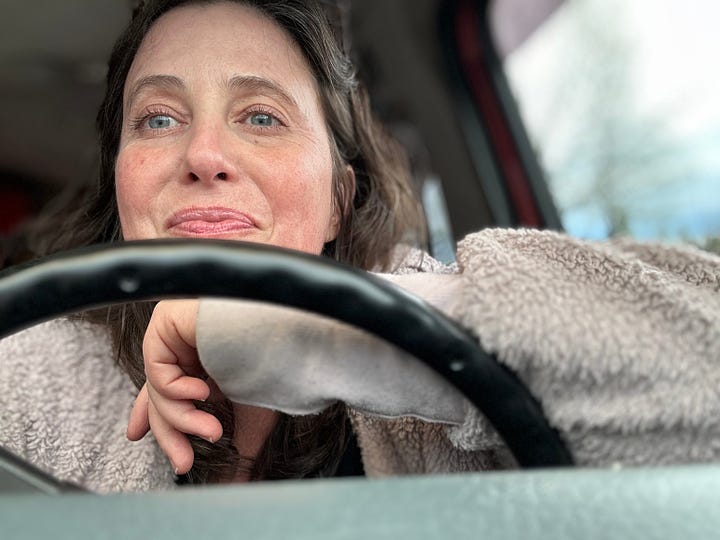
left=248, top=112, right=279, bottom=127
left=146, top=114, right=178, bottom=129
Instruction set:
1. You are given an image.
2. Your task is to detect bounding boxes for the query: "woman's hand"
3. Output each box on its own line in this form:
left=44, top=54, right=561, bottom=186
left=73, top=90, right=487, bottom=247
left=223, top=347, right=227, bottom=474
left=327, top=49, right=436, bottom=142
left=126, top=299, right=223, bottom=474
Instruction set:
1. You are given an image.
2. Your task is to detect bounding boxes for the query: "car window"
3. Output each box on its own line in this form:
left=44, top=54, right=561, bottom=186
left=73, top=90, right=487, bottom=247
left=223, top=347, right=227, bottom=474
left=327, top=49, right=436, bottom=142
left=491, top=0, right=720, bottom=251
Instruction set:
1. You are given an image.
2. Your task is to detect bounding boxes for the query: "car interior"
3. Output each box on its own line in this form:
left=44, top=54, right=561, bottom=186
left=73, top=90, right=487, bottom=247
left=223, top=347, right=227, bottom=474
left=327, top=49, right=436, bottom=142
left=1, top=0, right=719, bottom=538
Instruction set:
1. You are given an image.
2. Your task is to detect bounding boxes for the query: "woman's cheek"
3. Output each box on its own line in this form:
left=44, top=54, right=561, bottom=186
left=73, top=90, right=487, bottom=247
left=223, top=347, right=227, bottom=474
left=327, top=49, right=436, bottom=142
left=115, top=148, right=157, bottom=240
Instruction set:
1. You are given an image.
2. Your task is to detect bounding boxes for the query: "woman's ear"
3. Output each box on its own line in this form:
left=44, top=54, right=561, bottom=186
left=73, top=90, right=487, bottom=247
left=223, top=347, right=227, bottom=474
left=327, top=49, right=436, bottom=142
left=325, top=164, right=355, bottom=242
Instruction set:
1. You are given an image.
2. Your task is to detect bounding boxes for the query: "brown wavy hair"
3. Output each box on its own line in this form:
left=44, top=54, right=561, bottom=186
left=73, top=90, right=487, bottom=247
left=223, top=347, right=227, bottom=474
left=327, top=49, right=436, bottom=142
left=34, top=0, right=424, bottom=483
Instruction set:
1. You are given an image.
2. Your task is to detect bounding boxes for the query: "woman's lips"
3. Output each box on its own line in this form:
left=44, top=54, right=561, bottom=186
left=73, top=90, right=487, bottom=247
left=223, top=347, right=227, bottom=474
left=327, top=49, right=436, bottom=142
left=166, top=207, right=258, bottom=236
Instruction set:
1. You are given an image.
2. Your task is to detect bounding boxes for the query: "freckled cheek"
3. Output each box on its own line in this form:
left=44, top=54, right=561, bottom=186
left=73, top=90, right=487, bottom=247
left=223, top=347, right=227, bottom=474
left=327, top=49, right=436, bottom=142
left=114, top=147, right=162, bottom=239
left=269, top=156, right=334, bottom=249
left=278, top=148, right=332, bottom=206
left=115, top=154, right=140, bottom=209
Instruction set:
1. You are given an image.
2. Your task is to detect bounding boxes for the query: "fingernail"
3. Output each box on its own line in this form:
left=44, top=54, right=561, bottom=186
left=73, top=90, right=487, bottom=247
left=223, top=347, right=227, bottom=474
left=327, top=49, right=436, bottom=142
left=173, top=465, right=179, bottom=475
left=206, top=436, right=215, bottom=444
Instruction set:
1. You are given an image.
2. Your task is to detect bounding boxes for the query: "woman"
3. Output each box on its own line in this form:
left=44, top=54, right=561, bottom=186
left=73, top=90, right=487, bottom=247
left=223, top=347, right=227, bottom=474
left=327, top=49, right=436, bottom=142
left=113, top=0, right=423, bottom=482
left=0, top=0, right=427, bottom=490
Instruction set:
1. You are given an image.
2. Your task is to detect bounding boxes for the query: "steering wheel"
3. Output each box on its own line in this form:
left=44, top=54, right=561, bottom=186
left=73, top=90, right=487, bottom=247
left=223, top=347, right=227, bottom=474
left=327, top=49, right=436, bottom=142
left=0, top=239, right=572, bottom=481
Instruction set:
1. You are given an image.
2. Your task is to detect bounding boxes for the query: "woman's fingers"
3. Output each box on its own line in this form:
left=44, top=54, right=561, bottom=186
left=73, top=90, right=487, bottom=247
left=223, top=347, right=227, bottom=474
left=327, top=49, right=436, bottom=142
left=146, top=383, right=223, bottom=445
left=142, top=300, right=209, bottom=402
left=130, top=299, right=224, bottom=474
left=127, top=382, right=222, bottom=444
left=147, top=396, right=195, bottom=475
left=127, top=384, right=151, bottom=441
left=129, top=381, right=223, bottom=474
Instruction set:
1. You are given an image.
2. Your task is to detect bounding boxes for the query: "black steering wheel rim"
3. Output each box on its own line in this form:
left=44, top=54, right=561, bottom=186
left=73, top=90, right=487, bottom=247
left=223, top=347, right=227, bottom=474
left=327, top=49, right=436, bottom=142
left=0, top=239, right=572, bottom=468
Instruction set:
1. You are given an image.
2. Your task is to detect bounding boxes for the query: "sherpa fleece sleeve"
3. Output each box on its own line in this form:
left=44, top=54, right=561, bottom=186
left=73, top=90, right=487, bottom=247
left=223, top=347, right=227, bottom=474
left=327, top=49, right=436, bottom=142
left=447, top=228, right=720, bottom=466
left=196, top=228, right=720, bottom=473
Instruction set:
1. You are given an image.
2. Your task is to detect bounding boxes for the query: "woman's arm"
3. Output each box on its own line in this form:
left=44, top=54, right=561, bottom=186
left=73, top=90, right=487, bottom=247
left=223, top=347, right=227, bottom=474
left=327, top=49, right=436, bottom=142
left=128, top=273, right=471, bottom=474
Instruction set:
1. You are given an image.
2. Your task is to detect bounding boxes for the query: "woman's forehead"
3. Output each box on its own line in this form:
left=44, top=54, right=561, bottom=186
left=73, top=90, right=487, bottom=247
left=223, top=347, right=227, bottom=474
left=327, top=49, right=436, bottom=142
left=125, top=2, right=319, bottom=103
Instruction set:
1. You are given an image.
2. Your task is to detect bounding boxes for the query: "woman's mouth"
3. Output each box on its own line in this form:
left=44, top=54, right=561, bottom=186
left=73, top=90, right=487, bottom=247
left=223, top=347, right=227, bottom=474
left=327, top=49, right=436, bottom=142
left=166, top=207, right=258, bottom=236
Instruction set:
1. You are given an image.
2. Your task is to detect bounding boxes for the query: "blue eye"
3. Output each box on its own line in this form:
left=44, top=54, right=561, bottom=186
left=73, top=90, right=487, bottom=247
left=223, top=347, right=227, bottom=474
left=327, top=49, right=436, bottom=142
left=147, top=115, right=178, bottom=129
left=249, top=112, right=277, bottom=127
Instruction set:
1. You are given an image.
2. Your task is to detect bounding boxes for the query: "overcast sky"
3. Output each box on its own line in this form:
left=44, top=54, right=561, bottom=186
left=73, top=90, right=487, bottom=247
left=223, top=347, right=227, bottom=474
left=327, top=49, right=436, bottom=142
left=503, top=0, right=720, bottom=241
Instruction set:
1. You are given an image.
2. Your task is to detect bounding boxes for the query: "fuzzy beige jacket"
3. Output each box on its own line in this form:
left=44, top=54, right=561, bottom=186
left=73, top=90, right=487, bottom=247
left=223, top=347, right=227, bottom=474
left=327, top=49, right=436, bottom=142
left=1, top=229, right=718, bottom=492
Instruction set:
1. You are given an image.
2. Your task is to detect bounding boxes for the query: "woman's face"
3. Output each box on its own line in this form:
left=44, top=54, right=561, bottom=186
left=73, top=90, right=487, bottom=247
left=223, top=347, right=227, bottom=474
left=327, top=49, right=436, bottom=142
left=115, top=1, right=339, bottom=254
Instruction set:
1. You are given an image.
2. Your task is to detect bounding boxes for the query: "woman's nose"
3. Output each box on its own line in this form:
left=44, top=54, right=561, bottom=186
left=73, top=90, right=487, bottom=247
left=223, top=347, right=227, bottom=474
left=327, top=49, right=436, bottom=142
left=183, top=123, right=236, bottom=183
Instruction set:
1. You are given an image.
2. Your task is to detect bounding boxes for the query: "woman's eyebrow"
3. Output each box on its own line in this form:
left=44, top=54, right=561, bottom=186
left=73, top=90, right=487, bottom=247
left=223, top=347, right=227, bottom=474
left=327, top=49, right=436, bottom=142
left=126, top=74, right=185, bottom=108
left=226, top=75, right=300, bottom=110
left=125, top=74, right=302, bottom=114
